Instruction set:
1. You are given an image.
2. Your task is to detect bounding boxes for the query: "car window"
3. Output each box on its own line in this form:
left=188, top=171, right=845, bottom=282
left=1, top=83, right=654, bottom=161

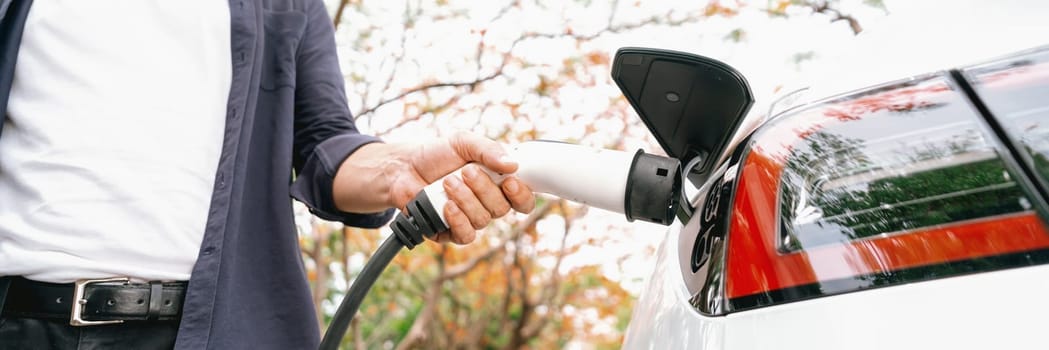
left=962, top=46, right=1049, bottom=189
left=778, top=115, right=1029, bottom=252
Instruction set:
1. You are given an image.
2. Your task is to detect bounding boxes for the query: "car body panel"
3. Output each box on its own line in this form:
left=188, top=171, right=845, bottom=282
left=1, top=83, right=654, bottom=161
left=723, top=263, right=1049, bottom=350
left=627, top=222, right=1049, bottom=349
left=623, top=219, right=726, bottom=350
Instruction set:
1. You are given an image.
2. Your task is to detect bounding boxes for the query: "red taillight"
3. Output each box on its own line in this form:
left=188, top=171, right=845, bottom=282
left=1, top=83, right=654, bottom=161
left=725, top=74, right=1049, bottom=308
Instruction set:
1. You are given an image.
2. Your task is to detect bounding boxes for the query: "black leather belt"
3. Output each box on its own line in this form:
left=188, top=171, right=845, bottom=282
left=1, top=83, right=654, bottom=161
left=1, top=276, right=187, bottom=325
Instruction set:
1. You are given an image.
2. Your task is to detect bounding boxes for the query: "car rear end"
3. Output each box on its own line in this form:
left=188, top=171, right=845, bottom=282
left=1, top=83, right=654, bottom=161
left=624, top=46, right=1049, bottom=349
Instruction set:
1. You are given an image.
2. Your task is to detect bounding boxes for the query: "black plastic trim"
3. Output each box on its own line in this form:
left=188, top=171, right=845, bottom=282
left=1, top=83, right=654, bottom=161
left=624, top=150, right=681, bottom=225
left=612, top=47, right=754, bottom=176
left=391, top=189, right=448, bottom=249
left=622, top=149, right=645, bottom=223
left=687, top=133, right=754, bottom=316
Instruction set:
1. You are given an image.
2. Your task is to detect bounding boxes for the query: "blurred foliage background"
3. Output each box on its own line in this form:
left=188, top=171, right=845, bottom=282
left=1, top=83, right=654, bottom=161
left=297, top=0, right=883, bottom=348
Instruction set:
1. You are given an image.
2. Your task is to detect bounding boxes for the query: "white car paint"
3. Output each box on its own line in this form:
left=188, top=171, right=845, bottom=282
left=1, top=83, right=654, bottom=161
left=622, top=219, right=726, bottom=350
left=625, top=215, right=1049, bottom=349
left=724, top=263, right=1049, bottom=350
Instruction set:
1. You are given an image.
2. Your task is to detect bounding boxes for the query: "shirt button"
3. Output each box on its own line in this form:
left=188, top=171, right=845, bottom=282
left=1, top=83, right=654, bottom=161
left=239, top=51, right=246, bottom=63
left=217, top=172, right=226, bottom=188
left=202, top=246, right=216, bottom=255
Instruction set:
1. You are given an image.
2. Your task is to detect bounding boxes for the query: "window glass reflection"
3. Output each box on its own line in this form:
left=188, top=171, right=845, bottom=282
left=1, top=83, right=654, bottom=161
left=964, top=47, right=1049, bottom=187
left=779, top=78, right=1029, bottom=252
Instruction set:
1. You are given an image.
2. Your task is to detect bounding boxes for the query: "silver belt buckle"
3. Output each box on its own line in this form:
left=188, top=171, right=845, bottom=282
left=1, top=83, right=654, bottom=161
left=70, top=277, right=130, bottom=326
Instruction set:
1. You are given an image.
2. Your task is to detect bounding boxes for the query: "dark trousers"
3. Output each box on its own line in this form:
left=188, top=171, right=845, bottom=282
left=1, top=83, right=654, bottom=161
left=0, top=278, right=179, bottom=350
left=0, top=317, right=178, bottom=349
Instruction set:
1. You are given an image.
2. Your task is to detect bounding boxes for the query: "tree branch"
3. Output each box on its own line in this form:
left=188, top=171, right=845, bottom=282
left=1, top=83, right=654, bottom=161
left=394, top=247, right=446, bottom=350
left=808, top=1, right=863, bottom=35
left=351, top=317, right=366, bottom=350
left=521, top=201, right=579, bottom=339
left=360, top=0, right=414, bottom=130
left=507, top=232, right=531, bottom=349
left=333, top=0, right=352, bottom=28
left=355, top=67, right=506, bottom=120
left=353, top=9, right=704, bottom=122
left=372, top=92, right=464, bottom=137
left=495, top=244, right=517, bottom=345
left=440, top=202, right=554, bottom=281
left=463, top=260, right=494, bottom=349
left=309, top=223, right=331, bottom=332
left=517, top=10, right=703, bottom=42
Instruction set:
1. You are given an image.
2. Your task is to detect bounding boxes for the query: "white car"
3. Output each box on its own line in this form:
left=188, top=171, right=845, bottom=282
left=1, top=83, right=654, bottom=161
left=619, top=5, right=1049, bottom=349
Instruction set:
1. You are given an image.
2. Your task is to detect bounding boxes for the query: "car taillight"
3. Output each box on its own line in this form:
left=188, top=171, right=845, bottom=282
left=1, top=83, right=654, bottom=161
left=725, top=73, right=1049, bottom=311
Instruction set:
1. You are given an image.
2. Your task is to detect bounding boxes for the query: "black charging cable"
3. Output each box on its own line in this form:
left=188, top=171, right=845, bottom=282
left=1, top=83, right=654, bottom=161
left=318, top=191, right=446, bottom=350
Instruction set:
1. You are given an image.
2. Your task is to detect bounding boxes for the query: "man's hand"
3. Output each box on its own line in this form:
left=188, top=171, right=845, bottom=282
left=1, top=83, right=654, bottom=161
left=332, top=132, right=535, bottom=244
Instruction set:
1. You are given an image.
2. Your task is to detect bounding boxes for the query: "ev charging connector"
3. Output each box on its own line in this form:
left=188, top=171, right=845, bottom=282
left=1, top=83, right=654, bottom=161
left=319, top=141, right=680, bottom=349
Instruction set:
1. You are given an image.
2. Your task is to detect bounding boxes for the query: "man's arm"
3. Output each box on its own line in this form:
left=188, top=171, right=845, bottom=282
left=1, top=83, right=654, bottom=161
left=333, top=132, right=535, bottom=244
left=287, top=0, right=395, bottom=228
left=290, top=0, right=533, bottom=240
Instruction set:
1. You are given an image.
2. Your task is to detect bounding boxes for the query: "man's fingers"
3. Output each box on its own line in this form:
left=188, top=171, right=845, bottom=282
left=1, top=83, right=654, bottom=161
left=443, top=174, right=491, bottom=230
left=412, top=132, right=535, bottom=248
left=502, top=177, right=535, bottom=214
left=462, top=165, right=512, bottom=218
left=443, top=202, right=477, bottom=245
left=431, top=231, right=453, bottom=244
left=450, top=132, right=518, bottom=175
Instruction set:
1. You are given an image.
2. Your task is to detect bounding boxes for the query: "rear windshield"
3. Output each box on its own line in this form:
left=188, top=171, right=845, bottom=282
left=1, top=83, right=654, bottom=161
left=779, top=114, right=1030, bottom=252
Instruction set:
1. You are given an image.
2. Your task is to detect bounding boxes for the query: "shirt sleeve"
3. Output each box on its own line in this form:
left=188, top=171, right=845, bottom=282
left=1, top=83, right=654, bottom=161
left=287, top=0, right=395, bottom=228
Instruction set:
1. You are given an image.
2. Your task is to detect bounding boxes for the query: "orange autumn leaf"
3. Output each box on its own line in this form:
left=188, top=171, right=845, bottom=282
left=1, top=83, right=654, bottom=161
left=586, top=52, right=609, bottom=66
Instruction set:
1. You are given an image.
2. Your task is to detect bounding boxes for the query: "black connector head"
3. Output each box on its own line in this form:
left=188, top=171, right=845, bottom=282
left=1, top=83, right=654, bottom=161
left=390, top=190, right=448, bottom=249
left=624, top=151, right=681, bottom=225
